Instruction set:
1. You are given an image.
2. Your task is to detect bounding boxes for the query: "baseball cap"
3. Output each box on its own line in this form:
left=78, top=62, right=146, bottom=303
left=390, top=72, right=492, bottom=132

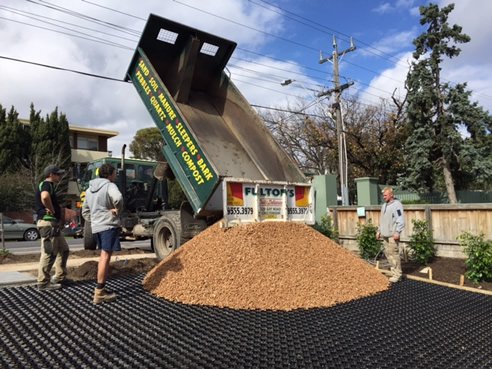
left=44, top=165, right=66, bottom=177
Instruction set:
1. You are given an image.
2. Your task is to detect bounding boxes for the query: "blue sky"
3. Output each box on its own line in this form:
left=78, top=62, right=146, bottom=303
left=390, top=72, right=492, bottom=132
left=1, top=0, right=491, bottom=156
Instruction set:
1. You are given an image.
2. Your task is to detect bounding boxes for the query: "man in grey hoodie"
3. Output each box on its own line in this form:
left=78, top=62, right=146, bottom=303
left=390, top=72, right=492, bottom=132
left=376, top=187, right=405, bottom=283
left=82, top=163, right=124, bottom=303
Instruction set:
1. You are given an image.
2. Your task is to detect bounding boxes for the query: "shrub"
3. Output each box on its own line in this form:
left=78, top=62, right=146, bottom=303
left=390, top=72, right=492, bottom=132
left=355, top=219, right=382, bottom=260
left=407, top=219, right=435, bottom=265
left=312, top=214, right=339, bottom=243
left=401, top=199, right=430, bottom=205
left=457, top=232, right=492, bottom=283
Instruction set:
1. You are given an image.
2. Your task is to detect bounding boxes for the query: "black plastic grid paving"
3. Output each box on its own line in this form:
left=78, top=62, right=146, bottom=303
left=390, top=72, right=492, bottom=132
left=0, top=275, right=490, bottom=368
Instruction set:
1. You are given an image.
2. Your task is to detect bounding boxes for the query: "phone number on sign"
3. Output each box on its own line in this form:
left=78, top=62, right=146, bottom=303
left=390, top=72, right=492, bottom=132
left=227, top=206, right=254, bottom=215
left=287, top=207, right=309, bottom=215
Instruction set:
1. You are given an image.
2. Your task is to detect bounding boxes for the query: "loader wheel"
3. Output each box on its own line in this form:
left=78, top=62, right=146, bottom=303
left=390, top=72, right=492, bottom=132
left=153, top=212, right=182, bottom=260
left=83, top=221, right=97, bottom=250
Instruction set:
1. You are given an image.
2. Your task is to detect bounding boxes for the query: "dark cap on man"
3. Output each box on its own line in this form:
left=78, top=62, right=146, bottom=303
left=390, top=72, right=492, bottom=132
left=44, top=165, right=66, bottom=177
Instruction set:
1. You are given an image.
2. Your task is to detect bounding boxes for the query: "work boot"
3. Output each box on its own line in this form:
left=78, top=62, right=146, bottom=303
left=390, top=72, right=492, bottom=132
left=38, top=282, right=62, bottom=291
left=93, top=288, right=117, bottom=304
left=53, top=278, right=75, bottom=285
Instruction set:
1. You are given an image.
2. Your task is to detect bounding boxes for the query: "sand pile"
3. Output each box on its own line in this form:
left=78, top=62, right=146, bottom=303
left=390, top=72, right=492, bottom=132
left=143, top=221, right=390, bottom=311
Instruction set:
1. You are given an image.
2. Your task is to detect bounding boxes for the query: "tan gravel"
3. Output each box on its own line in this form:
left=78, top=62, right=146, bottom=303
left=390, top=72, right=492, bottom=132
left=143, top=221, right=390, bottom=311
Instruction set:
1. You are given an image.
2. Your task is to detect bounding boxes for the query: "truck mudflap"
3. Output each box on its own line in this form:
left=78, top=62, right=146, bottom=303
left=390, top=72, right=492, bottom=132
left=222, top=178, right=315, bottom=227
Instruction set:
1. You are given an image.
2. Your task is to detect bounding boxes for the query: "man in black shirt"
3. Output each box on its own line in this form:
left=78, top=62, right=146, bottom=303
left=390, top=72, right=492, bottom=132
left=35, top=165, right=70, bottom=291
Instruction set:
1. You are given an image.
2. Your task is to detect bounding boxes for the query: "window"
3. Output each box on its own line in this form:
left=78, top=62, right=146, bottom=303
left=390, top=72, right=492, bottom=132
left=117, top=164, right=136, bottom=180
left=138, top=165, right=155, bottom=183
left=77, top=136, right=98, bottom=151
left=84, top=161, right=102, bottom=181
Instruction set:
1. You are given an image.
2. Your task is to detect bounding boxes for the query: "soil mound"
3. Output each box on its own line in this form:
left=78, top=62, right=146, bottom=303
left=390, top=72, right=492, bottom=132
left=70, top=258, right=159, bottom=281
left=143, top=222, right=390, bottom=311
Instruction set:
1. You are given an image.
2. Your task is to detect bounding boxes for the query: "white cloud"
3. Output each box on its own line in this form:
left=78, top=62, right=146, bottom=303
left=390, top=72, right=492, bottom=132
left=1, top=0, right=490, bottom=161
left=409, top=6, right=421, bottom=16
left=0, top=0, right=285, bottom=157
left=360, top=51, right=413, bottom=105
left=373, top=3, right=393, bottom=14
left=373, top=0, right=416, bottom=14
left=359, top=30, right=417, bottom=57
left=396, top=0, right=416, bottom=9
left=440, top=0, right=492, bottom=112
left=362, top=0, right=492, bottom=113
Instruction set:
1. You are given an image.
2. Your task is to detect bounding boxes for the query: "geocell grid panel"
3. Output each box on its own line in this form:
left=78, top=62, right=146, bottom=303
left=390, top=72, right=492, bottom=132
left=0, top=275, right=491, bottom=368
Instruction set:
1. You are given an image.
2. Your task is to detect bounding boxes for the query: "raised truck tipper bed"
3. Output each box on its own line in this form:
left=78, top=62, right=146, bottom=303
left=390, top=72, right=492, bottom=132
left=123, top=15, right=314, bottom=259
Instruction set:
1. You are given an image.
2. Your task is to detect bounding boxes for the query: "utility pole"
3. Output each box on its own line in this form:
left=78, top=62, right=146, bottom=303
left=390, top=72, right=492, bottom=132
left=318, top=35, right=355, bottom=206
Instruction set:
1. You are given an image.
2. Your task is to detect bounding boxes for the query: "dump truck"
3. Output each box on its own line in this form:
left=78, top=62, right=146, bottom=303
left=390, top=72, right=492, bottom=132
left=84, top=14, right=315, bottom=260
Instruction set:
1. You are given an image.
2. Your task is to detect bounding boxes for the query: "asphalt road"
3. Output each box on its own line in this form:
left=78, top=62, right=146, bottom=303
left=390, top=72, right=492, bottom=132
left=1, top=238, right=152, bottom=255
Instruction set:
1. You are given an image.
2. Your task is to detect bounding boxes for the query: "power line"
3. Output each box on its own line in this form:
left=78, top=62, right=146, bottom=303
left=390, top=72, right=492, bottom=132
left=81, top=0, right=147, bottom=22
left=254, top=0, right=492, bottom=103
left=0, top=5, right=139, bottom=43
left=0, top=16, right=133, bottom=50
left=252, top=0, right=408, bottom=67
left=0, top=56, right=125, bottom=82
left=236, top=47, right=335, bottom=80
left=229, top=59, right=330, bottom=89
left=27, top=0, right=141, bottom=36
left=251, top=104, right=325, bottom=119
left=18, top=0, right=407, bottom=99
left=168, top=0, right=416, bottom=98
left=171, top=0, right=324, bottom=54
left=2, top=1, right=490, bottom=106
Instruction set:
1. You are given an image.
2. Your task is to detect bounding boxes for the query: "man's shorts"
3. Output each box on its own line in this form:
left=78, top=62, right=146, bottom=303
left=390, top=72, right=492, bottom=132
left=94, top=228, right=121, bottom=252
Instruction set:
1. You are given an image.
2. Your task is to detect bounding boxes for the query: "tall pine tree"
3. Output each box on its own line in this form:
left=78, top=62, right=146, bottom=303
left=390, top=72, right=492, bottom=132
left=0, top=105, right=31, bottom=173
left=404, top=3, right=492, bottom=202
left=29, top=104, right=72, bottom=202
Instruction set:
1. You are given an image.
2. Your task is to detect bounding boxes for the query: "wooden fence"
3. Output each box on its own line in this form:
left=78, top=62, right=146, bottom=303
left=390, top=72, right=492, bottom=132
left=328, top=204, right=492, bottom=259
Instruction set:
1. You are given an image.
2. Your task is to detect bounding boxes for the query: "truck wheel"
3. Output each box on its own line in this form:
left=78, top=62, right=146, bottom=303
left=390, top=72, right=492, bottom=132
left=83, top=221, right=97, bottom=250
left=153, top=212, right=182, bottom=260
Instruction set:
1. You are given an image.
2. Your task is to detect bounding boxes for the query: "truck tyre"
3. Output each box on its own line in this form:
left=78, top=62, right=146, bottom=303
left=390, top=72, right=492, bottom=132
left=83, top=221, right=97, bottom=250
left=153, top=211, right=182, bottom=260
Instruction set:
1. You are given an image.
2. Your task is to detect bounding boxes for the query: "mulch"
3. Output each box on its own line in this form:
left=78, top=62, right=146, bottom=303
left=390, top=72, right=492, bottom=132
left=403, top=257, right=492, bottom=291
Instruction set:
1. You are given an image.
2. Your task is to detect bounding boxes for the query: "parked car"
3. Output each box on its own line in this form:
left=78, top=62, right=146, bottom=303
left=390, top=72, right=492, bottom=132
left=0, top=215, right=39, bottom=241
left=62, top=223, right=83, bottom=239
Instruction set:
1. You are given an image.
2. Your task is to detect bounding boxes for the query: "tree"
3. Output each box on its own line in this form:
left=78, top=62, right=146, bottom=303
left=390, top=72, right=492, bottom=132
left=260, top=95, right=409, bottom=202
left=342, top=96, right=409, bottom=186
left=28, top=104, right=72, bottom=203
left=0, top=105, right=31, bottom=174
left=0, top=168, right=34, bottom=211
left=0, top=103, right=72, bottom=210
left=261, top=100, right=338, bottom=175
left=130, top=127, right=166, bottom=161
left=404, top=3, right=492, bottom=201
left=129, top=127, right=186, bottom=209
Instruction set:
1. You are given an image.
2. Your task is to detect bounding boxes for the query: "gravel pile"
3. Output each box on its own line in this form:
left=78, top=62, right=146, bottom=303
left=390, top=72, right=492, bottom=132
left=143, top=221, right=390, bottom=311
